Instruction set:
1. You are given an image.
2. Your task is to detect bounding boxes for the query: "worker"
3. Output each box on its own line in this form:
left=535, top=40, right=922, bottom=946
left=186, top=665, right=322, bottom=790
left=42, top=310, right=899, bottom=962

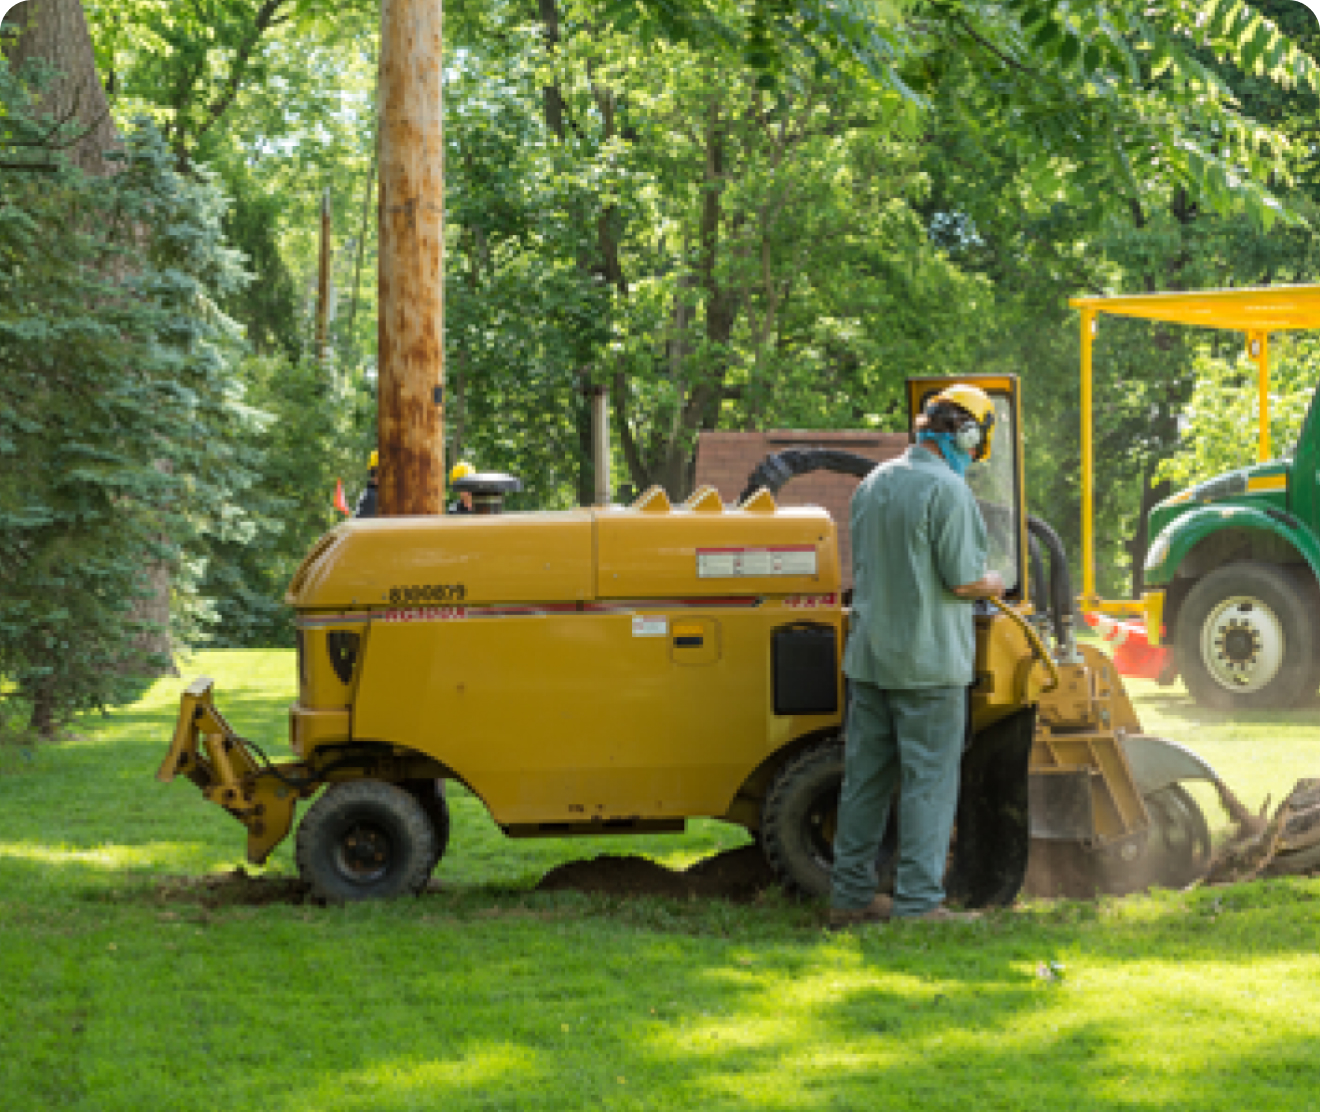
left=448, top=460, right=476, bottom=513
left=353, top=451, right=379, bottom=518
left=828, top=383, right=1006, bottom=929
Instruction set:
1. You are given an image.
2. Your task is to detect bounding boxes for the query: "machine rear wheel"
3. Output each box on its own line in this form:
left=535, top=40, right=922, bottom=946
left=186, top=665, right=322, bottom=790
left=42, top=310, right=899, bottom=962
left=761, top=740, right=845, bottom=899
left=296, top=780, right=437, bottom=902
left=761, top=740, right=898, bottom=900
left=1176, top=562, right=1318, bottom=710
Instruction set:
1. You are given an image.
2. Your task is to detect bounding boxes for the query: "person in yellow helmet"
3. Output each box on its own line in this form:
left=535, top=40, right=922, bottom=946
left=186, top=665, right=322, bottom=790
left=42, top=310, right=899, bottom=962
left=828, top=383, right=1004, bottom=929
left=352, top=450, right=380, bottom=518
left=448, top=460, right=476, bottom=514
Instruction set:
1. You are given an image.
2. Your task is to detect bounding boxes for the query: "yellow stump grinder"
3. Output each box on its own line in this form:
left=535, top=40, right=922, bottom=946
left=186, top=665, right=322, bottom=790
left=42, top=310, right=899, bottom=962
left=159, top=375, right=1258, bottom=902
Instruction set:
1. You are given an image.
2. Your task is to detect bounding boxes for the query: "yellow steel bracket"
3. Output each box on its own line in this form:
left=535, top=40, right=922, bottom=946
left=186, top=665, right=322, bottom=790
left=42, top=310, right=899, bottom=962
left=158, top=676, right=309, bottom=865
left=989, top=598, right=1061, bottom=699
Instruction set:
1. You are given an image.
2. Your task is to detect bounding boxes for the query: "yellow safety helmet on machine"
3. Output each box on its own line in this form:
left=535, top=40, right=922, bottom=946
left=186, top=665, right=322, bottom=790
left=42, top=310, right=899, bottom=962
left=449, top=460, right=476, bottom=484
left=926, top=383, right=996, bottom=461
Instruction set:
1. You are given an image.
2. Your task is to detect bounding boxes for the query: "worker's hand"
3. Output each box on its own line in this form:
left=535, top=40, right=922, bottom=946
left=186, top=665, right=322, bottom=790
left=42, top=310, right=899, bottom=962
left=952, top=570, right=1005, bottom=600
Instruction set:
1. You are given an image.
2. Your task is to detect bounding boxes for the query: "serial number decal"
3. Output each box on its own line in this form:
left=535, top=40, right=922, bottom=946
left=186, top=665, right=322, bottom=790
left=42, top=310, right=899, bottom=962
left=697, top=546, right=818, bottom=578
left=380, top=607, right=467, bottom=623
left=388, top=583, right=467, bottom=604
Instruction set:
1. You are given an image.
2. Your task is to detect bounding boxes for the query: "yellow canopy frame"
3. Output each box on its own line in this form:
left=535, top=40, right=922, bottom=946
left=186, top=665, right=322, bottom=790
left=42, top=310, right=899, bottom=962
left=1067, top=284, right=1320, bottom=604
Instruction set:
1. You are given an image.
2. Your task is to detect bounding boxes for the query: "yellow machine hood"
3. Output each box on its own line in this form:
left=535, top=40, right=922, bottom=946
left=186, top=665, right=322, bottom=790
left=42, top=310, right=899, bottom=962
left=285, top=498, right=840, bottom=611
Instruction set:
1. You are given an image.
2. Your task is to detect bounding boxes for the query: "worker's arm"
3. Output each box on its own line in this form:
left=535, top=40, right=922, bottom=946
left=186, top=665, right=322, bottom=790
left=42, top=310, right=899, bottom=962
left=952, top=569, right=1006, bottom=600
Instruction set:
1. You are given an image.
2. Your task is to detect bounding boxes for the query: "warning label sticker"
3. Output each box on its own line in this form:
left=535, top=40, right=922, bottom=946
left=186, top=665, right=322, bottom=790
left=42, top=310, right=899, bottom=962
left=697, top=546, right=817, bottom=578
left=632, top=615, right=668, bottom=638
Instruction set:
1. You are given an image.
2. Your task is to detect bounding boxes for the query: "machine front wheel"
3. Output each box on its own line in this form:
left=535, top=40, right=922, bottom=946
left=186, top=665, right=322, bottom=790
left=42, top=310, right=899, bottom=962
left=402, top=778, right=451, bottom=873
left=296, top=780, right=437, bottom=902
left=1176, top=562, right=1319, bottom=710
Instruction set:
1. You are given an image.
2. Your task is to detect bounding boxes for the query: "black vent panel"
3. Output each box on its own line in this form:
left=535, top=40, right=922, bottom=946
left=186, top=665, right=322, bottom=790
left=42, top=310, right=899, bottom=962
left=327, top=630, right=361, bottom=685
left=771, top=622, right=839, bottom=716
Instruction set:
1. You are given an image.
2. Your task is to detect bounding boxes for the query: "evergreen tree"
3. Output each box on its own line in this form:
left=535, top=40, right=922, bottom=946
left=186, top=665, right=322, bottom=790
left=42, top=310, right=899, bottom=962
left=0, top=58, right=257, bottom=738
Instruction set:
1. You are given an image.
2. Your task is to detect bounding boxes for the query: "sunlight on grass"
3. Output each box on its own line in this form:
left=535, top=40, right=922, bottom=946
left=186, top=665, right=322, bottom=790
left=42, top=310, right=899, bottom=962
left=283, top=1044, right=543, bottom=1111
left=0, top=840, right=201, bottom=870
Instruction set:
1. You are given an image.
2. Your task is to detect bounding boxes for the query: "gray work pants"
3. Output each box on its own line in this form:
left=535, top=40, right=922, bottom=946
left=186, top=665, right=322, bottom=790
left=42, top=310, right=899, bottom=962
left=829, top=681, right=966, bottom=917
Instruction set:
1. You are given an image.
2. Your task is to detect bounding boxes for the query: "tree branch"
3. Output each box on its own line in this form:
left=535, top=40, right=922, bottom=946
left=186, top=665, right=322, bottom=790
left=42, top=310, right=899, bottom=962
left=191, top=0, right=291, bottom=151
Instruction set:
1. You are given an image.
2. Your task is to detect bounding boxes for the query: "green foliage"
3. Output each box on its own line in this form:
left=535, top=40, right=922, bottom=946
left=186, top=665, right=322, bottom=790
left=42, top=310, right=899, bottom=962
left=199, top=353, right=370, bottom=647
left=1157, top=337, right=1319, bottom=488
left=606, top=0, right=1319, bottom=227
left=0, top=60, right=256, bottom=735
left=71, top=0, right=1320, bottom=624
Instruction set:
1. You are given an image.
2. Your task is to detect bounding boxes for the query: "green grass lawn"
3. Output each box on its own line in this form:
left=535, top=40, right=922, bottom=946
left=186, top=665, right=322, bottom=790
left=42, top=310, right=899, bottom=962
left=3, top=649, right=1320, bottom=1111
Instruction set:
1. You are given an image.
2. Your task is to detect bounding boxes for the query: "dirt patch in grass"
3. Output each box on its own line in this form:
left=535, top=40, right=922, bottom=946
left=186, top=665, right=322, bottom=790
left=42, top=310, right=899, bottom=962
left=535, top=845, right=778, bottom=903
left=152, top=847, right=778, bottom=909
left=155, top=868, right=312, bottom=908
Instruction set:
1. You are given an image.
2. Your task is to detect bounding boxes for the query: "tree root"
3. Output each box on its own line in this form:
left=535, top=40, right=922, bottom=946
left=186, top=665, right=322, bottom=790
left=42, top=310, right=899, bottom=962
left=1203, top=778, right=1320, bottom=884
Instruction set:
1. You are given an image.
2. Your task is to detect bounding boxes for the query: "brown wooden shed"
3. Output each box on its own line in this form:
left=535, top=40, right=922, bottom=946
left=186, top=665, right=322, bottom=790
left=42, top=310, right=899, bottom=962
left=693, top=429, right=909, bottom=588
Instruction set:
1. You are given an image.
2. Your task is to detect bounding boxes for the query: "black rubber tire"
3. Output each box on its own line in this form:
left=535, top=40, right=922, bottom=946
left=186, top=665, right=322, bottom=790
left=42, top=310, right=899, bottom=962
left=296, top=780, right=437, bottom=902
left=762, top=740, right=848, bottom=900
left=402, top=778, right=451, bottom=873
left=1175, top=562, right=1319, bottom=711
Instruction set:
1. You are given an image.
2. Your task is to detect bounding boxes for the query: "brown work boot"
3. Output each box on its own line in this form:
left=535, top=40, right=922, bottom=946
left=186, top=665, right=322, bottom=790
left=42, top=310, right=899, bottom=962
left=901, top=904, right=981, bottom=924
left=827, top=894, right=893, bottom=930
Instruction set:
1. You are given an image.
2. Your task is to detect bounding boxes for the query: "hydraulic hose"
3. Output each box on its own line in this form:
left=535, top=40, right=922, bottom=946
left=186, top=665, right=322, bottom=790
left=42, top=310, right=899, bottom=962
left=1026, top=514, right=1073, bottom=651
left=988, top=597, right=1060, bottom=694
left=1027, top=531, right=1049, bottom=619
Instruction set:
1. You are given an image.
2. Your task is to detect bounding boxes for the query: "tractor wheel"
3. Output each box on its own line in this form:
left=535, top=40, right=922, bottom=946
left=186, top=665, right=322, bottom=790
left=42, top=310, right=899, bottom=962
left=296, top=780, right=436, bottom=902
left=402, top=778, right=451, bottom=873
left=762, top=740, right=845, bottom=899
left=1176, top=562, right=1319, bottom=711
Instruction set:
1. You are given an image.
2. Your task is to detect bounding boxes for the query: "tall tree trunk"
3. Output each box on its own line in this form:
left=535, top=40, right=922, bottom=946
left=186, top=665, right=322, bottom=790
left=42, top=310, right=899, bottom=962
left=5, top=0, right=174, bottom=678
left=3, top=0, right=118, bottom=175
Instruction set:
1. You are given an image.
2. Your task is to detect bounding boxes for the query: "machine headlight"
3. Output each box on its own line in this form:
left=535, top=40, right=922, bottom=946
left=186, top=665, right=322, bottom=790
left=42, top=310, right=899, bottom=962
left=1145, top=530, right=1173, bottom=572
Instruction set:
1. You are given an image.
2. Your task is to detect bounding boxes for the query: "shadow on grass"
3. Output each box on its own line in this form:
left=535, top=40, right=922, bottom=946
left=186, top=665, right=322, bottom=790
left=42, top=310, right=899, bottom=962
left=25, top=885, right=1309, bottom=1112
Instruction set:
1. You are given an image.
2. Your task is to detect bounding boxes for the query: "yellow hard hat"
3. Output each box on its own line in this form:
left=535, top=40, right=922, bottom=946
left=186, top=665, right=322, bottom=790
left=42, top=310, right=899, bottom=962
left=928, top=384, right=996, bottom=461
left=449, top=460, right=476, bottom=484
left=368, top=450, right=379, bottom=470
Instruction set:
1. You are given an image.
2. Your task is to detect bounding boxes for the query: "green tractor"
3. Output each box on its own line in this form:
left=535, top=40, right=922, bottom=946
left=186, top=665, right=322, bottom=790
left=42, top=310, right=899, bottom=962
left=1072, top=285, right=1320, bottom=711
left=1143, top=389, right=1320, bottom=710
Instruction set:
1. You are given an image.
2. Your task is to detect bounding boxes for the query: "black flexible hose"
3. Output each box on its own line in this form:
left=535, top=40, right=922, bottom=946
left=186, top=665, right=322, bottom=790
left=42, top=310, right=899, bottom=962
left=1027, top=531, right=1049, bottom=619
left=1026, top=515, right=1073, bottom=648
left=736, top=448, right=877, bottom=504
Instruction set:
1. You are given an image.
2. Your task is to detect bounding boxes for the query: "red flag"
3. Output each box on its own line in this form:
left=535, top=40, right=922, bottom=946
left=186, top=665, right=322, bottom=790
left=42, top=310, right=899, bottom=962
left=333, top=478, right=350, bottom=516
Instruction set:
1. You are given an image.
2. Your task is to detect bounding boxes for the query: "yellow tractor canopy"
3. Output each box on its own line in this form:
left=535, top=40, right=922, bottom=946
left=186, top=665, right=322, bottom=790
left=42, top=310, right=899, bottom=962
left=1068, top=284, right=1320, bottom=606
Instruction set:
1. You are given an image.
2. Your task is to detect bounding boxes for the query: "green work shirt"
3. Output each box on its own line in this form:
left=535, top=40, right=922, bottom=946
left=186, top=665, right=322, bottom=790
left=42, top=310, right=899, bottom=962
left=843, top=445, right=988, bottom=688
